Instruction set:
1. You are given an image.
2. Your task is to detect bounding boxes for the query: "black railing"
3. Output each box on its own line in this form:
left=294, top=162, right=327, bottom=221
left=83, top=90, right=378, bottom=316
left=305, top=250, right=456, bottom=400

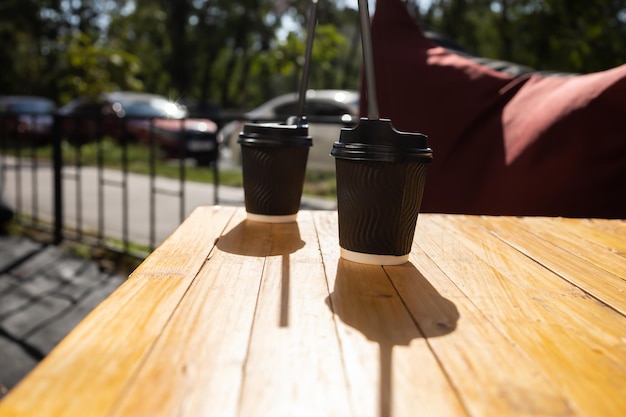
left=1, top=110, right=354, bottom=258
left=1, top=112, right=220, bottom=257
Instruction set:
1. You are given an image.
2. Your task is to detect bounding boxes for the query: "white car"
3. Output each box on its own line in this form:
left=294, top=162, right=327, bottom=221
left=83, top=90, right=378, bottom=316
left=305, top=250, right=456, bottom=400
left=219, top=89, right=359, bottom=172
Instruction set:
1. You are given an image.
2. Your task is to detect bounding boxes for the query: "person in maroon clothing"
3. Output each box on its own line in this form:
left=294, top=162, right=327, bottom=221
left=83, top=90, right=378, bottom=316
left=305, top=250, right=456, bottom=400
left=363, top=0, right=626, bottom=218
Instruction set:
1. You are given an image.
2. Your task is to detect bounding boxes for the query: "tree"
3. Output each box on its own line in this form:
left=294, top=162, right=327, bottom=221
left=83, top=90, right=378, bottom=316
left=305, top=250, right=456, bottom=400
left=56, top=31, right=142, bottom=104
left=0, top=0, right=360, bottom=109
left=415, top=0, right=626, bottom=73
left=0, top=0, right=58, bottom=96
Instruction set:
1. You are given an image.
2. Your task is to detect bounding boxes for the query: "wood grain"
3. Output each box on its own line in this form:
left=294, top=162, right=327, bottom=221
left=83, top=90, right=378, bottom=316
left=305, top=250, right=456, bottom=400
left=473, top=215, right=626, bottom=314
left=314, top=211, right=467, bottom=417
left=386, top=246, right=573, bottom=417
left=108, top=208, right=266, bottom=417
left=236, top=211, right=352, bottom=417
left=421, top=214, right=626, bottom=417
left=1, top=208, right=624, bottom=417
left=0, top=206, right=236, bottom=417
left=516, top=216, right=626, bottom=278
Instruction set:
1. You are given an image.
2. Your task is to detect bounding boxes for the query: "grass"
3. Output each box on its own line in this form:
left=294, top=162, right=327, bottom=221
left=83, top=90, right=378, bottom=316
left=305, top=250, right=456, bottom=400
left=22, top=139, right=337, bottom=199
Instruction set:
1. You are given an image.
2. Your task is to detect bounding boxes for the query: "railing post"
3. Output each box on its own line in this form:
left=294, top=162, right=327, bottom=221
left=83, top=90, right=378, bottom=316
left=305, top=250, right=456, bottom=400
left=213, top=159, right=219, bottom=204
left=52, top=114, right=63, bottom=245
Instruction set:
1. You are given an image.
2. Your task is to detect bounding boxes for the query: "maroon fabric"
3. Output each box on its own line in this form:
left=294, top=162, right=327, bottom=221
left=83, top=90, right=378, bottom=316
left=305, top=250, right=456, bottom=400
left=364, top=0, right=626, bottom=218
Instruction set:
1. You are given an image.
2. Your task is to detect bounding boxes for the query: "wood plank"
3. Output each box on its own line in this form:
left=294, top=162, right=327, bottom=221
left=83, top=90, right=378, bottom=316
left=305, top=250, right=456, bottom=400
left=385, top=245, right=573, bottom=417
left=537, top=217, right=626, bottom=257
left=313, top=211, right=467, bottom=417
left=473, top=215, right=626, bottom=315
left=236, top=211, right=352, bottom=417
left=108, top=208, right=270, bottom=417
left=4, top=210, right=624, bottom=417
left=0, top=206, right=236, bottom=417
left=421, top=214, right=626, bottom=417
left=515, top=216, right=626, bottom=280
left=574, top=217, right=626, bottom=257
left=589, top=218, right=626, bottom=240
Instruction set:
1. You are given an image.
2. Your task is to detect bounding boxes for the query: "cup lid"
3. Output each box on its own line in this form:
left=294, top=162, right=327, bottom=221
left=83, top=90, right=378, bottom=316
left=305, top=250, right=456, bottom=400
left=238, top=121, right=312, bottom=147
left=331, top=118, right=432, bottom=163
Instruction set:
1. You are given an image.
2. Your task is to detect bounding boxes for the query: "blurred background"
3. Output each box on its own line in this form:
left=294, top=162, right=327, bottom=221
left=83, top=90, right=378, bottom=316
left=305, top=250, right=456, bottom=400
left=1, top=0, right=625, bottom=251
left=2, top=0, right=625, bottom=113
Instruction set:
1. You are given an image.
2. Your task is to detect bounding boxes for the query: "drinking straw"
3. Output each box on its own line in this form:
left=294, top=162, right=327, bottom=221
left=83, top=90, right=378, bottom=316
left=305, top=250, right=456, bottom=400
left=358, top=0, right=379, bottom=119
left=295, top=0, right=319, bottom=125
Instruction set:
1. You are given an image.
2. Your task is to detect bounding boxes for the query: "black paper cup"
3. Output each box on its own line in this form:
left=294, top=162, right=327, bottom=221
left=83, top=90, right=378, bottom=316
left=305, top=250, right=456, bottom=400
left=238, top=122, right=312, bottom=223
left=331, top=118, right=432, bottom=265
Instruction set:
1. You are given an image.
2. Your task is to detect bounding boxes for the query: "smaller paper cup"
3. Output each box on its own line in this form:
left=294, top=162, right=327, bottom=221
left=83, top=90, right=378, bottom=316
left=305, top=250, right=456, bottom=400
left=239, top=123, right=312, bottom=223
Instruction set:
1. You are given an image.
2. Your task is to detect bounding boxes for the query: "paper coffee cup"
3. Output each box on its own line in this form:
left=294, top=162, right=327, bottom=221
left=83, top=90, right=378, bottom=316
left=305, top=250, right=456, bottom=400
left=331, top=118, right=432, bottom=265
left=239, top=122, right=312, bottom=223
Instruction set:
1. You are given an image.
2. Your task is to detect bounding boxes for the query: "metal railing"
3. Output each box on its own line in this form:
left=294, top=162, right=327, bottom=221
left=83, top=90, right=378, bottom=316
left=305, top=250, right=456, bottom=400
left=1, top=110, right=355, bottom=258
left=1, top=113, right=220, bottom=257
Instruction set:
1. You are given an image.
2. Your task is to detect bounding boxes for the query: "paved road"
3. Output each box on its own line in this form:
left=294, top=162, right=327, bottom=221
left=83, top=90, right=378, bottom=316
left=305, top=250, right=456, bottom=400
left=2, top=158, right=336, bottom=247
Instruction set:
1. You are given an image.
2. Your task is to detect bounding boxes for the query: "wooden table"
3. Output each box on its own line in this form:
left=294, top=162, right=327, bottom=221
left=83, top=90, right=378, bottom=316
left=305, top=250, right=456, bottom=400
left=1, top=206, right=625, bottom=417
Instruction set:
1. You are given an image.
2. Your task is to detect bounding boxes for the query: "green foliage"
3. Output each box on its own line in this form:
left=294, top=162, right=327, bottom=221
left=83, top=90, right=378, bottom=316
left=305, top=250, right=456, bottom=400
left=244, top=21, right=355, bottom=108
left=57, top=32, right=144, bottom=104
left=3, top=0, right=624, bottom=110
left=0, top=0, right=361, bottom=110
left=0, top=0, right=52, bottom=95
left=417, top=0, right=626, bottom=73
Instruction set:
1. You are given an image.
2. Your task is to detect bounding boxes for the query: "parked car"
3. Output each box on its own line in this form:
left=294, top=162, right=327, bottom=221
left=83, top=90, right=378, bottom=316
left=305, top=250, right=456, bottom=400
left=58, top=92, right=220, bottom=165
left=0, top=95, right=56, bottom=146
left=219, top=89, right=359, bottom=171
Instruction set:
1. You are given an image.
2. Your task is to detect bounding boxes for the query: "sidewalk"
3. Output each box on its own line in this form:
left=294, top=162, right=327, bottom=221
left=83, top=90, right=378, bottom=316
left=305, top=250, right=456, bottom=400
left=0, top=235, right=126, bottom=398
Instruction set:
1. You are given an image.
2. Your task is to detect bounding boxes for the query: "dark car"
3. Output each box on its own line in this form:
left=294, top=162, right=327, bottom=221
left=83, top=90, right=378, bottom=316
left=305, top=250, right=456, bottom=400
left=0, top=95, right=56, bottom=146
left=59, top=92, right=220, bottom=165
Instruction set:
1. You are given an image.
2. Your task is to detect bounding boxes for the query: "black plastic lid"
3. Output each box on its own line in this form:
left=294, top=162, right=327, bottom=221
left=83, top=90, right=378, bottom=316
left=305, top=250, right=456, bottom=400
left=238, top=122, right=312, bottom=147
left=331, top=118, right=432, bottom=163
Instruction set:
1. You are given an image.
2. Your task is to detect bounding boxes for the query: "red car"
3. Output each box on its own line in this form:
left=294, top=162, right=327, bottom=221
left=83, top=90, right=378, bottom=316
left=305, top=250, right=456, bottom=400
left=0, top=95, right=56, bottom=146
left=59, top=92, right=220, bottom=165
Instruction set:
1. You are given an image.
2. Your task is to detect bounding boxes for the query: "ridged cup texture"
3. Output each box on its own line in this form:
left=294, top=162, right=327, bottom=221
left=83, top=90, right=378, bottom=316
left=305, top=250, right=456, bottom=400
left=241, top=145, right=309, bottom=216
left=336, top=159, right=428, bottom=256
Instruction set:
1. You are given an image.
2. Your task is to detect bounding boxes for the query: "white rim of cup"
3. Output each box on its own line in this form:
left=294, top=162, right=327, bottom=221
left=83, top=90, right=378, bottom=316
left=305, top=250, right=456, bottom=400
left=246, top=212, right=298, bottom=223
left=340, top=248, right=410, bottom=266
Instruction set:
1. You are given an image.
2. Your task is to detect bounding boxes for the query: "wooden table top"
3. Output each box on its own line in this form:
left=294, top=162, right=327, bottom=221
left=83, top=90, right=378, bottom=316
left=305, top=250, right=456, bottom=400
left=1, top=206, right=625, bottom=417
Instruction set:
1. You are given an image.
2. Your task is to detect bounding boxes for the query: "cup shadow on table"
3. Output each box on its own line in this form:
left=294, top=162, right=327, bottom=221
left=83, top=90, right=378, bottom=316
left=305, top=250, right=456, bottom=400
left=216, top=219, right=305, bottom=327
left=326, top=259, right=459, bottom=417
